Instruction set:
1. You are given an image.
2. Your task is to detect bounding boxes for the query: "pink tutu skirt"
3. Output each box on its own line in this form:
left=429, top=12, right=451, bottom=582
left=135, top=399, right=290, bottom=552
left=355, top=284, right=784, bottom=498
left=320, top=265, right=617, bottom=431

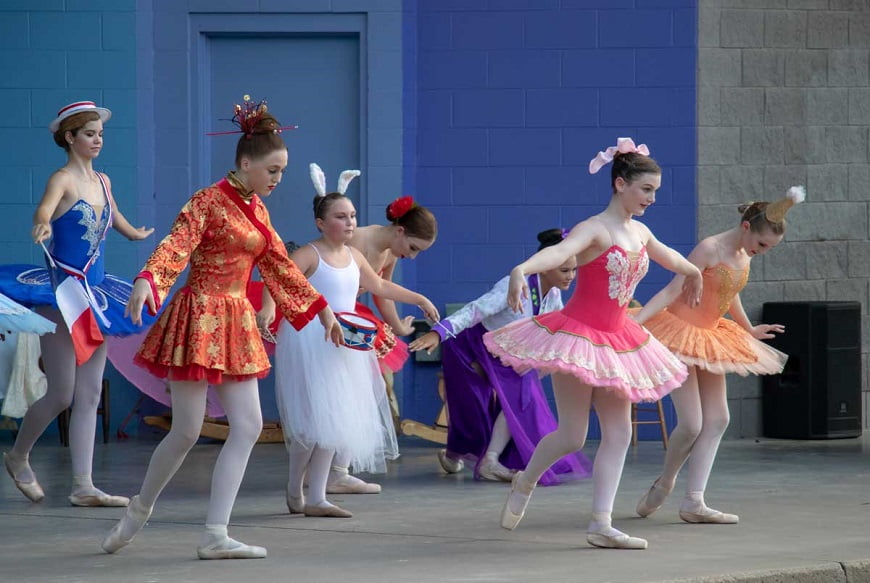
left=483, top=313, right=688, bottom=403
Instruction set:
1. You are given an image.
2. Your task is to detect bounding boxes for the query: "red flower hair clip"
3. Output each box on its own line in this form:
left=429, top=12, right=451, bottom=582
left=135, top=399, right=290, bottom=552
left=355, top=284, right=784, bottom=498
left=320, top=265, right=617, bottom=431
left=386, top=196, right=416, bottom=221
left=206, top=95, right=298, bottom=138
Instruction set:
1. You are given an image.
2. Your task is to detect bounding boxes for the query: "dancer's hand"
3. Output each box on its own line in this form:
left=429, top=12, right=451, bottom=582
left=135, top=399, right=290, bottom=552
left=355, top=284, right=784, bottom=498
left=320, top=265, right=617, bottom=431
left=681, top=268, right=703, bottom=308
left=418, top=298, right=440, bottom=323
left=409, top=330, right=441, bottom=354
left=507, top=267, right=528, bottom=313
left=318, top=307, right=344, bottom=347
left=750, top=323, right=784, bottom=340
left=125, top=278, right=156, bottom=326
left=128, top=226, right=155, bottom=241
left=394, top=315, right=416, bottom=336
left=32, top=222, right=52, bottom=244
left=256, top=305, right=276, bottom=330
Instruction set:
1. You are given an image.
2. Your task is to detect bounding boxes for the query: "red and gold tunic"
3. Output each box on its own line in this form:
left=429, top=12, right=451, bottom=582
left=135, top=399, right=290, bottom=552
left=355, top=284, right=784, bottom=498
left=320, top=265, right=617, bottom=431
left=134, top=177, right=326, bottom=384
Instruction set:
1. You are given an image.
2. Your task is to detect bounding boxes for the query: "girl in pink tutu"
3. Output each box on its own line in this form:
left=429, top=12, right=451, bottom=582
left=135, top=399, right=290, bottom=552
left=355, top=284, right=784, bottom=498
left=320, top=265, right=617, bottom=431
left=633, top=188, right=801, bottom=525
left=484, top=138, right=702, bottom=550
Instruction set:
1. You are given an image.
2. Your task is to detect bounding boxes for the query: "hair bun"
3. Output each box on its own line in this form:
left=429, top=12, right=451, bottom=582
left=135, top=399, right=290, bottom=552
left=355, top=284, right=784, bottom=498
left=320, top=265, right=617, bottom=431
left=386, top=196, right=416, bottom=222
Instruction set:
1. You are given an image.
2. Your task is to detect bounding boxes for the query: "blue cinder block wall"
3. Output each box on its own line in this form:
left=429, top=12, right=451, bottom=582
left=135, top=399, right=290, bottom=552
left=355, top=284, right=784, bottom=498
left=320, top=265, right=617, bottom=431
left=406, top=1, right=698, bottom=439
left=0, top=0, right=143, bottom=439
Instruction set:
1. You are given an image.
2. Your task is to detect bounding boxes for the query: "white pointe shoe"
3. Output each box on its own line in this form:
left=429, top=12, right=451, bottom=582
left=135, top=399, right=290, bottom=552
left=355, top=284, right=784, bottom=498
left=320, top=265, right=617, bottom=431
left=101, top=496, right=152, bottom=554
left=437, top=449, right=464, bottom=474
left=197, top=537, right=267, bottom=560
left=477, top=458, right=515, bottom=482
left=70, top=489, right=130, bottom=507
left=586, top=531, right=648, bottom=550
left=636, top=478, right=673, bottom=518
left=326, top=466, right=381, bottom=494
left=500, top=471, right=535, bottom=531
left=4, top=452, right=45, bottom=503
left=679, top=507, right=739, bottom=524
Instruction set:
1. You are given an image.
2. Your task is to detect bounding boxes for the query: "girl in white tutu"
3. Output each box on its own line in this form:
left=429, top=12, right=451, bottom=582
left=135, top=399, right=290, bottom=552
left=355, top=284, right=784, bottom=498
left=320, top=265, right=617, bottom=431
left=262, top=165, right=439, bottom=518
left=484, top=138, right=703, bottom=550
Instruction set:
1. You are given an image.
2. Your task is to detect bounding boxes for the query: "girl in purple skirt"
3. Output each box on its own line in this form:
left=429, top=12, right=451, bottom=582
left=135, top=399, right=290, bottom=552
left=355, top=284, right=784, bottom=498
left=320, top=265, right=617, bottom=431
left=409, top=229, right=591, bottom=485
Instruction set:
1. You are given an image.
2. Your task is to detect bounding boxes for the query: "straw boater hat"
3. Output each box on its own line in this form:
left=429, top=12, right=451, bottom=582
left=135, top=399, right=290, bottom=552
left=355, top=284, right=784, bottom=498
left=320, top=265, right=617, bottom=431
left=48, top=101, right=111, bottom=133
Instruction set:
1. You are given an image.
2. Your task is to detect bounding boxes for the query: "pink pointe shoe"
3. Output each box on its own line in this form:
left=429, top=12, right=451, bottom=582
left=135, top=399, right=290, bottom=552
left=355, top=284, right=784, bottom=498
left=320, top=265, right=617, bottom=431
left=636, top=477, right=673, bottom=518
left=500, top=471, right=536, bottom=530
left=4, top=452, right=45, bottom=503
left=326, top=466, right=381, bottom=494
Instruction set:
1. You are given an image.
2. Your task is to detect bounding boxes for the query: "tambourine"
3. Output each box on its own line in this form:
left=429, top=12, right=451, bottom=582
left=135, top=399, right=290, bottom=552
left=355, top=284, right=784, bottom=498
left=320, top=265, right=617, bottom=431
left=335, top=311, right=379, bottom=351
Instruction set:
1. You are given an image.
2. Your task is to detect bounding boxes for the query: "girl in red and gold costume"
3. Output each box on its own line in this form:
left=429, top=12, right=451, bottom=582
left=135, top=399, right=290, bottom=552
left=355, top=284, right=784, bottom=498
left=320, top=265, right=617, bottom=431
left=101, top=97, right=342, bottom=560
left=633, top=188, right=800, bottom=526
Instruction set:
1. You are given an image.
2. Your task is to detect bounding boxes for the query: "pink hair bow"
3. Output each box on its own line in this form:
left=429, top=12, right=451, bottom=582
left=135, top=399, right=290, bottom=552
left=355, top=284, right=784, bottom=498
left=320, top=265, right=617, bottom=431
left=588, top=137, right=650, bottom=174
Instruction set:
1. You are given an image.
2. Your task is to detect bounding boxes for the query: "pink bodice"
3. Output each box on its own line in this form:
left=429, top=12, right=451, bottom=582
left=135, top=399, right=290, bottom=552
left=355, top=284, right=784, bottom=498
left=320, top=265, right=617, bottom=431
left=561, top=246, right=649, bottom=333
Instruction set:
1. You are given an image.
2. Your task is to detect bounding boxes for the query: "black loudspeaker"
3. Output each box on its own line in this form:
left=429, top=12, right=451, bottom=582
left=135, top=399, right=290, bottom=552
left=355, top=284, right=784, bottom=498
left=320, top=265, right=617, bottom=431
left=762, top=301, right=862, bottom=439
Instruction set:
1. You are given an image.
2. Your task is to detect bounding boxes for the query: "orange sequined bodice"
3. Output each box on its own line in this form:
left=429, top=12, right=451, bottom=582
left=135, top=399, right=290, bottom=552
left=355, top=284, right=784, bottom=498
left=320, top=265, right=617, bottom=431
left=667, top=263, right=749, bottom=329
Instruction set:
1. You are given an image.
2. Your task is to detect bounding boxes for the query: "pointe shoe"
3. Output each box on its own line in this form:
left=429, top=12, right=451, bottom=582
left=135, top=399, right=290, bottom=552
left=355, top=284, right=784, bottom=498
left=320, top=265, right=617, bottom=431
left=636, top=478, right=673, bottom=518
left=70, top=489, right=130, bottom=507
left=500, top=471, right=535, bottom=531
left=3, top=452, right=45, bottom=503
left=437, top=449, right=464, bottom=474
left=586, top=531, right=648, bottom=550
left=303, top=502, right=353, bottom=518
left=326, top=466, right=381, bottom=494
left=197, top=537, right=267, bottom=560
left=477, top=458, right=516, bottom=482
left=679, top=508, right=739, bottom=524
left=101, top=496, right=152, bottom=554
left=286, top=491, right=305, bottom=514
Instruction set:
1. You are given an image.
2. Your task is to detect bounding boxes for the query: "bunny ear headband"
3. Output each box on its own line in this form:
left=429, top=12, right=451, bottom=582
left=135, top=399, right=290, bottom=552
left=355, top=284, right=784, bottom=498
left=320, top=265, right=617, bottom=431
left=309, top=162, right=360, bottom=196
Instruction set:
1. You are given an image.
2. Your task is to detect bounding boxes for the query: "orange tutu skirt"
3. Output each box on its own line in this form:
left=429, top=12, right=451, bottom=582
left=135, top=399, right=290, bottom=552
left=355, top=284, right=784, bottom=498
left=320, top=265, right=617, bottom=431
left=643, top=310, right=787, bottom=376
left=135, top=286, right=269, bottom=384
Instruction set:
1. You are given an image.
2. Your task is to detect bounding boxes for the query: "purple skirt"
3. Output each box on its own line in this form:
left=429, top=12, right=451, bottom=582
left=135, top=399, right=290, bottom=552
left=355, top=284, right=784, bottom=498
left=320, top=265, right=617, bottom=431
left=442, top=323, right=592, bottom=486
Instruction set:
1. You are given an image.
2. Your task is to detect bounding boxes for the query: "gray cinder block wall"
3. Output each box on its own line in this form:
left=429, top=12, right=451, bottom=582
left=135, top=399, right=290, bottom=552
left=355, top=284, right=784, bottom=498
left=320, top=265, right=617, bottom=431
left=698, top=0, right=870, bottom=437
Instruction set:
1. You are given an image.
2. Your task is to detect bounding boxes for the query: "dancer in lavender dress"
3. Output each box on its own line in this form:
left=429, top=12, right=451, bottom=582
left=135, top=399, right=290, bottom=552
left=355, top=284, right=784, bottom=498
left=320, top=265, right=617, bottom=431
left=410, top=229, right=591, bottom=485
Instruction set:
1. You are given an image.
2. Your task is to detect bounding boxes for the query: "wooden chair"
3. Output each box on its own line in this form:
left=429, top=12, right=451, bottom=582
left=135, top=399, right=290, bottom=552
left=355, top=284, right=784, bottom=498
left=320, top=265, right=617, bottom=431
left=399, top=370, right=449, bottom=444
left=630, top=401, right=668, bottom=449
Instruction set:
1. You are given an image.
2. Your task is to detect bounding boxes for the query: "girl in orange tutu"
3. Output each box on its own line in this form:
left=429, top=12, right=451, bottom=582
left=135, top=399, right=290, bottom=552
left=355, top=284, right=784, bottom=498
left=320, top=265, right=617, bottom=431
left=101, top=97, right=342, bottom=559
left=633, top=188, right=803, bottom=525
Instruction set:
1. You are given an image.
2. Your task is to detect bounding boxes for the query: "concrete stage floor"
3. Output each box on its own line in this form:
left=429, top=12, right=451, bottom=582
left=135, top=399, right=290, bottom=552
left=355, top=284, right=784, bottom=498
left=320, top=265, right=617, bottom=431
left=1, top=433, right=869, bottom=583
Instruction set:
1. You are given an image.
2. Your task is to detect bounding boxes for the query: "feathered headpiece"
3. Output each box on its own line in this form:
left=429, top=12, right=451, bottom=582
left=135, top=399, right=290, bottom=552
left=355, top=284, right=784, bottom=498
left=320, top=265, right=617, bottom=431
left=310, top=162, right=360, bottom=196
left=206, top=95, right=298, bottom=138
left=765, top=185, right=806, bottom=223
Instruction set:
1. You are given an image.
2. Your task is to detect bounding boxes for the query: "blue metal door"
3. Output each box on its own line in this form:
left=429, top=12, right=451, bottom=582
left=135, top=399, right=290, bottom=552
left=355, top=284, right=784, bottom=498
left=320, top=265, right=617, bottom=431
left=205, top=34, right=361, bottom=245
left=203, top=34, right=361, bottom=421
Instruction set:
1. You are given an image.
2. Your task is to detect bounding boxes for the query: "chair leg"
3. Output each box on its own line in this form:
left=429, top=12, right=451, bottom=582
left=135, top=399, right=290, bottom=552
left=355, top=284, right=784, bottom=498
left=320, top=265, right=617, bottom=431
left=657, top=400, right=669, bottom=450
left=100, top=379, right=110, bottom=444
left=630, top=403, right=638, bottom=447
left=57, top=408, right=70, bottom=447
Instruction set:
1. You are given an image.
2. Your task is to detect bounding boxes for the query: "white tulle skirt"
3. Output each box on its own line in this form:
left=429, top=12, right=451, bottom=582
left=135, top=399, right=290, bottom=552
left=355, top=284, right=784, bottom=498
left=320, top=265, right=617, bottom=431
left=275, top=318, right=399, bottom=474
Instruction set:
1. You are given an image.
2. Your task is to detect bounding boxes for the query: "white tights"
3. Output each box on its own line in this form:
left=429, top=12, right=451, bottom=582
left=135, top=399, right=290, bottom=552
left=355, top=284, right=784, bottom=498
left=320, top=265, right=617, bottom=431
left=135, top=379, right=263, bottom=527
left=286, top=440, right=334, bottom=506
left=485, top=411, right=512, bottom=459
left=9, top=308, right=107, bottom=491
left=512, top=374, right=632, bottom=519
left=657, top=367, right=730, bottom=495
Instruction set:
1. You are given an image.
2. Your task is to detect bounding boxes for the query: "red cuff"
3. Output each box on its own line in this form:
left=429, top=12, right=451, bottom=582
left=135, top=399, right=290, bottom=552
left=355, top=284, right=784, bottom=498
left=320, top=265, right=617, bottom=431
left=288, top=295, right=328, bottom=331
left=135, top=271, right=161, bottom=315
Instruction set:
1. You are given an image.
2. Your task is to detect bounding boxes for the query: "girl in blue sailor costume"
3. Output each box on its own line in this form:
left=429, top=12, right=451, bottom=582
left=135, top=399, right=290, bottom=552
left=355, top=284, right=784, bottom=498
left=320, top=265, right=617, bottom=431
left=0, top=101, right=155, bottom=507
